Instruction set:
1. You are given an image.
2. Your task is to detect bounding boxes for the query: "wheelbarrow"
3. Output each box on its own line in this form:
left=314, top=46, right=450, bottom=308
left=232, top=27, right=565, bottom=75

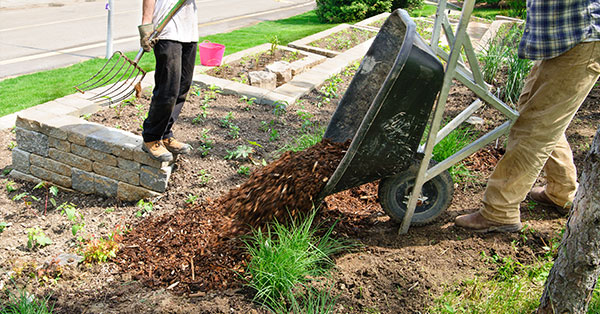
left=317, top=9, right=453, bottom=226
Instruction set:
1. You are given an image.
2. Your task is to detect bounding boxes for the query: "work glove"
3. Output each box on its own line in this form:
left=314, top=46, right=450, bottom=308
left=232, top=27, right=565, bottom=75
left=138, top=23, right=157, bottom=52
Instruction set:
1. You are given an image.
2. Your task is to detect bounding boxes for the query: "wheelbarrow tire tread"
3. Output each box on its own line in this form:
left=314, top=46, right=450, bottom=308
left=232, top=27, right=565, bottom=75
left=378, top=163, right=454, bottom=226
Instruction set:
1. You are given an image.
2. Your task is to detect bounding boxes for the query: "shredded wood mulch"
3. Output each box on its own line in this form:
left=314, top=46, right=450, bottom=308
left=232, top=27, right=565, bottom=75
left=116, top=139, right=349, bottom=293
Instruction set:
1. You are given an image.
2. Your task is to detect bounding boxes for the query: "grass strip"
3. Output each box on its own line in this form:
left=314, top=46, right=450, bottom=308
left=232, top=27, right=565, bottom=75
left=0, top=11, right=336, bottom=118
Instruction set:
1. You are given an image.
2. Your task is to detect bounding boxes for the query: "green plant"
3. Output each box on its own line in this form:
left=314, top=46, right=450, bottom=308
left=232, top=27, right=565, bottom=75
left=7, top=141, right=17, bottom=150
left=269, top=35, right=280, bottom=55
left=197, top=169, right=212, bottom=185
left=501, top=48, right=533, bottom=104
left=5, top=179, right=17, bottom=193
left=220, top=111, right=235, bottom=128
left=26, top=227, right=52, bottom=249
left=277, top=127, right=325, bottom=155
left=240, top=96, right=257, bottom=110
left=272, top=286, right=339, bottom=314
left=197, top=128, right=214, bottom=157
left=269, top=129, right=280, bottom=142
left=315, top=0, right=392, bottom=23
left=1, top=289, right=54, bottom=314
left=33, top=181, right=58, bottom=215
left=58, top=202, right=85, bottom=238
left=185, top=194, right=199, bottom=205
left=237, top=166, right=251, bottom=176
left=0, top=221, right=8, bottom=233
left=244, top=210, right=347, bottom=310
left=135, top=199, right=154, bottom=217
left=273, top=101, right=288, bottom=117
left=228, top=124, right=241, bottom=139
left=225, top=145, right=255, bottom=160
left=81, top=224, right=124, bottom=263
left=431, top=126, right=479, bottom=183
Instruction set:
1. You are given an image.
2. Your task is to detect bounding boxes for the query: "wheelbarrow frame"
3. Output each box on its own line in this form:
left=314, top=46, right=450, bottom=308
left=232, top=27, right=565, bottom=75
left=399, top=0, right=519, bottom=234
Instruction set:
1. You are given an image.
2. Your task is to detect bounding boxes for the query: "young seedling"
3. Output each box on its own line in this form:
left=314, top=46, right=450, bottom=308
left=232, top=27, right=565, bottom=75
left=269, top=129, right=279, bottom=142
left=220, top=112, right=235, bottom=128
left=224, top=145, right=254, bottom=160
left=33, top=181, right=58, bottom=215
left=7, top=141, right=16, bottom=150
left=135, top=199, right=153, bottom=217
left=0, top=222, right=8, bottom=233
left=82, top=223, right=125, bottom=263
left=58, top=202, right=85, bottom=239
left=5, top=180, right=16, bottom=193
left=269, top=35, right=280, bottom=55
left=26, top=227, right=52, bottom=249
left=185, top=194, right=199, bottom=205
left=273, top=100, right=288, bottom=117
left=197, top=128, right=214, bottom=157
left=197, top=169, right=212, bottom=185
left=228, top=124, right=240, bottom=139
left=296, top=109, right=315, bottom=131
left=237, top=166, right=251, bottom=176
left=239, top=96, right=256, bottom=111
left=13, top=192, right=40, bottom=216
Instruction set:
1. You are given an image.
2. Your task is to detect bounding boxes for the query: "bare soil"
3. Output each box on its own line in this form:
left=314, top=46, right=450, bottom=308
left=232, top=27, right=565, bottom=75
left=0, top=58, right=598, bottom=312
left=309, top=27, right=377, bottom=52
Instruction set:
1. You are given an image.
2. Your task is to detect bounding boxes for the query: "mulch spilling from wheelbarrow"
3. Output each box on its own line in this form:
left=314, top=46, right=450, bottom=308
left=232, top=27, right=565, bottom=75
left=115, top=139, right=349, bottom=293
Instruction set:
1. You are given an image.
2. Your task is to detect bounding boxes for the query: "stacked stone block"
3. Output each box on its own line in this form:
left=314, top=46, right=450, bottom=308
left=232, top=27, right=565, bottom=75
left=11, top=109, right=172, bottom=202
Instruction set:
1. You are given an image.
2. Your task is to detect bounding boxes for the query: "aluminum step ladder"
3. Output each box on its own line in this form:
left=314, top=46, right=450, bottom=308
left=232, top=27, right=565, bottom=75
left=399, top=0, right=520, bottom=234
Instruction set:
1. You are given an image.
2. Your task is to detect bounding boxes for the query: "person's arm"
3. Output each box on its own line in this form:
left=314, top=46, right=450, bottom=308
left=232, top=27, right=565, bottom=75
left=141, top=0, right=155, bottom=24
left=139, top=0, right=156, bottom=52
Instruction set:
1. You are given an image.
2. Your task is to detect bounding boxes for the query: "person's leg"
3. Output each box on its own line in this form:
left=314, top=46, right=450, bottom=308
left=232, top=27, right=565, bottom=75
left=540, top=134, right=578, bottom=208
left=142, top=40, right=183, bottom=142
left=162, top=41, right=197, bottom=140
left=460, top=42, right=600, bottom=228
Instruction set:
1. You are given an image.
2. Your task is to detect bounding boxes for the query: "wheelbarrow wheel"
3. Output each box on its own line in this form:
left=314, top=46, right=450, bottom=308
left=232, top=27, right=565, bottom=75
left=378, top=163, right=454, bottom=226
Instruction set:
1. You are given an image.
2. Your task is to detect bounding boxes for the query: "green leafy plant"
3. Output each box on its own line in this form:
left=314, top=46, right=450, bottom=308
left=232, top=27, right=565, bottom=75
left=240, top=96, right=257, bottom=110
left=135, top=199, right=154, bottom=217
left=269, top=35, right=280, bottom=55
left=273, top=101, right=288, bottom=117
left=185, top=194, right=199, bottom=205
left=220, top=111, right=235, bottom=128
left=197, top=128, right=215, bottom=157
left=33, top=181, right=58, bottom=215
left=225, top=145, right=254, bottom=160
left=197, top=169, right=212, bottom=185
left=26, top=227, right=52, bottom=249
left=269, top=129, right=280, bottom=142
left=237, top=166, right=251, bottom=176
left=228, top=124, right=241, bottom=139
left=315, top=0, right=391, bottom=23
left=82, top=224, right=125, bottom=263
left=7, top=141, right=17, bottom=150
left=5, top=179, right=17, bottom=193
left=0, top=221, right=8, bottom=233
left=58, top=202, right=85, bottom=238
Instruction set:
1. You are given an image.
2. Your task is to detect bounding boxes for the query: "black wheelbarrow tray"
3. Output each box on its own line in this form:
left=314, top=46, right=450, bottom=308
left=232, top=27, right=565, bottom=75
left=318, top=9, right=454, bottom=226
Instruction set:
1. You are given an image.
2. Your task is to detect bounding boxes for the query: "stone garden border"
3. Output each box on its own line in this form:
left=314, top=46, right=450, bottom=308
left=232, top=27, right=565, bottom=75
left=192, top=39, right=374, bottom=106
left=354, top=12, right=391, bottom=30
left=287, top=24, right=378, bottom=58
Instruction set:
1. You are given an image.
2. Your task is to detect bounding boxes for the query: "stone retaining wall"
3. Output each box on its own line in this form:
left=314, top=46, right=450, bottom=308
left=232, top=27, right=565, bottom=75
left=11, top=108, right=170, bottom=202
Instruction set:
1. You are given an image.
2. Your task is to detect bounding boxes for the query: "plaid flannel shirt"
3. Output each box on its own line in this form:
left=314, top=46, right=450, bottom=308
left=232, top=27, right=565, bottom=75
left=519, top=0, right=600, bottom=60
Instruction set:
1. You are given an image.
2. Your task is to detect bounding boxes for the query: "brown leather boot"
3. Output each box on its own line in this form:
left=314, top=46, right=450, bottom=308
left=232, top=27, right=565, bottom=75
left=162, top=137, right=192, bottom=155
left=455, top=211, right=522, bottom=233
left=142, top=140, right=173, bottom=162
left=529, top=186, right=571, bottom=215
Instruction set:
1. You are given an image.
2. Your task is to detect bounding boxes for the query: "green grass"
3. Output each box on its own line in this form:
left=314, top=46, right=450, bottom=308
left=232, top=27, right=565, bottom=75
left=0, top=11, right=336, bottom=118
left=431, top=126, right=479, bottom=183
left=276, top=126, right=326, bottom=155
left=244, top=210, right=347, bottom=311
left=0, top=289, right=53, bottom=314
left=408, top=4, right=437, bottom=18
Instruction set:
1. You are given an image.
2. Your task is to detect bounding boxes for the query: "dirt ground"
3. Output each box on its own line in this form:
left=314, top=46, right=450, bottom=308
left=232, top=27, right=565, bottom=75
left=0, top=56, right=598, bottom=312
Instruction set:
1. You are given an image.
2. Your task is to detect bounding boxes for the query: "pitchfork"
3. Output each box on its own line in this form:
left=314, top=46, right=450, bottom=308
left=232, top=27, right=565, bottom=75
left=74, top=0, right=188, bottom=105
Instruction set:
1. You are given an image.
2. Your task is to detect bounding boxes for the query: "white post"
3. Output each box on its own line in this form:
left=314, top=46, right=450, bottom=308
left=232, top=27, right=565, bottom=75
left=106, top=0, right=114, bottom=59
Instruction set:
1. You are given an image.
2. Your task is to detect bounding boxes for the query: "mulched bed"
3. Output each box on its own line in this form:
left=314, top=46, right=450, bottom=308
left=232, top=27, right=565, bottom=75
left=205, top=48, right=305, bottom=87
left=309, top=27, right=377, bottom=52
left=116, top=140, right=349, bottom=293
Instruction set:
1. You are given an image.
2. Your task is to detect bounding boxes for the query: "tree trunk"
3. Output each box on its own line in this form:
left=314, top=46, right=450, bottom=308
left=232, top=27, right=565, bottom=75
left=538, top=128, right=600, bottom=314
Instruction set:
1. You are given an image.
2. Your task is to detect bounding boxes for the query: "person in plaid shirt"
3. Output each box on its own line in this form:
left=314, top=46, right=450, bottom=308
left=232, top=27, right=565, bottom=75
left=456, top=0, right=600, bottom=232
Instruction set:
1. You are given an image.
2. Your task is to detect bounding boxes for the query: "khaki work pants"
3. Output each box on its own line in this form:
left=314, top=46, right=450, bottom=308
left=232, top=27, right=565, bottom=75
left=481, top=42, right=600, bottom=224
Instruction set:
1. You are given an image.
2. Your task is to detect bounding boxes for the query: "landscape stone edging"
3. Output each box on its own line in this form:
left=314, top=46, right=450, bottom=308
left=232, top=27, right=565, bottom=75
left=354, top=12, right=391, bottom=30
left=287, top=24, right=377, bottom=58
left=11, top=108, right=165, bottom=201
left=192, top=37, right=374, bottom=106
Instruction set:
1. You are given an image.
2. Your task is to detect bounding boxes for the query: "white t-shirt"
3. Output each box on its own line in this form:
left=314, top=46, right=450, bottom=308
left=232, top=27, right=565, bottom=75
left=152, top=0, right=198, bottom=43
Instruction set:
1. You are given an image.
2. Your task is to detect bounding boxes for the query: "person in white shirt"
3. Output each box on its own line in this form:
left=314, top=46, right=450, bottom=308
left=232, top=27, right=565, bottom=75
left=138, top=0, right=197, bottom=161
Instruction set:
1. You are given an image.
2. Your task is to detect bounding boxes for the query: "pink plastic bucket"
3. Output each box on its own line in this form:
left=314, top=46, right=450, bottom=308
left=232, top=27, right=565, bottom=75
left=198, top=41, right=225, bottom=66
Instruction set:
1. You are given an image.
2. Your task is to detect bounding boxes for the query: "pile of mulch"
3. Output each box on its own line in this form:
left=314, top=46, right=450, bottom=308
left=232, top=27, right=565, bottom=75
left=116, top=139, right=349, bottom=293
left=220, top=139, right=350, bottom=230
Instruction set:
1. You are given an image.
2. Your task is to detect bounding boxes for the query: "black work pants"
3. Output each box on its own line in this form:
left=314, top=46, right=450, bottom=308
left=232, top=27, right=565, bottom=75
left=142, top=40, right=197, bottom=142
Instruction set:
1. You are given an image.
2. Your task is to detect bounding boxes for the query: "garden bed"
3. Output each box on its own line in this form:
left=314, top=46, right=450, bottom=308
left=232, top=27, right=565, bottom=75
left=288, top=24, right=377, bottom=58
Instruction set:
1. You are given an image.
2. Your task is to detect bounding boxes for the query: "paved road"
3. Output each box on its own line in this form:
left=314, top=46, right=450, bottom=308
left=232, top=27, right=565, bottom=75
left=0, top=0, right=316, bottom=79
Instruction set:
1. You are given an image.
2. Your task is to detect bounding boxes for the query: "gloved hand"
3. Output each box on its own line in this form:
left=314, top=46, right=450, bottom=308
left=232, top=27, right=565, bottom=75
left=138, top=23, right=157, bottom=52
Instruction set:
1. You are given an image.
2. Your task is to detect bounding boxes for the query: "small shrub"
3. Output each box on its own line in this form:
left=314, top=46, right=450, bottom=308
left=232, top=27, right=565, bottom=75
left=391, top=0, right=424, bottom=11
left=316, top=0, right=392, bottom=23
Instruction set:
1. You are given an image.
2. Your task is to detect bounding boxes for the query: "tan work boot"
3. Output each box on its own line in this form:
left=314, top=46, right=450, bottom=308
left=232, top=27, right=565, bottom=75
left=455, top=211, right=522, bottom=233
left=142, top=140, right=173, bottom=162
left=529, top=186, right=571, bottom=215
left=162, top=137, right=192, bottom=155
